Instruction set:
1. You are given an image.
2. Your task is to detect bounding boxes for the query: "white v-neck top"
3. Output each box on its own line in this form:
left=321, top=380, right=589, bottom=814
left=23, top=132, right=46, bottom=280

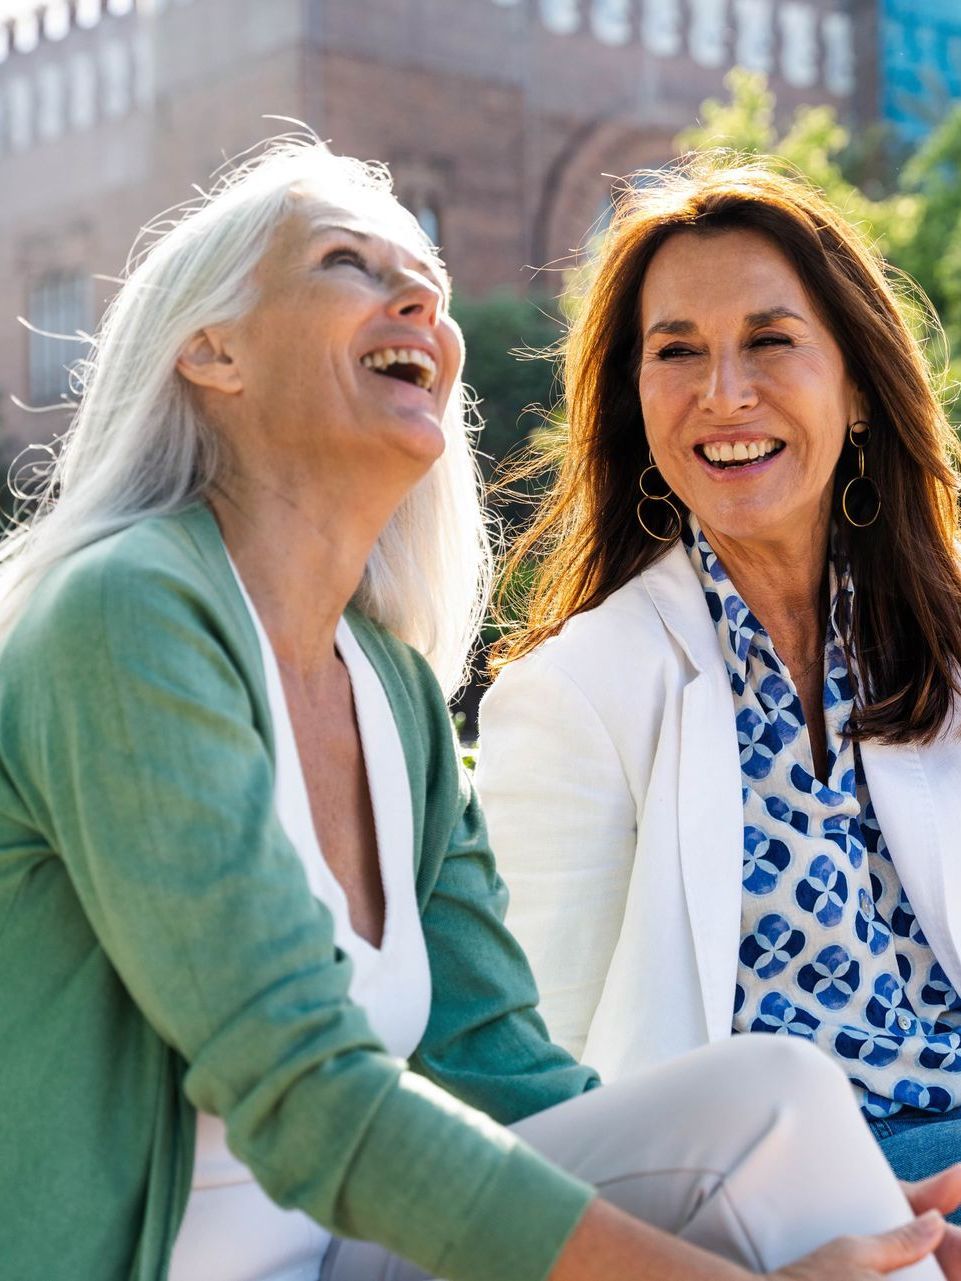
left=169, top=570, right=432, bottom=1281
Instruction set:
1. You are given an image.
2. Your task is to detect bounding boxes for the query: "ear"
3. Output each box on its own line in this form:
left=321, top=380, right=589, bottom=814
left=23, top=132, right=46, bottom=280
left=847, top=383, right=870, bottom=427
left=176, top=328, right=244, bottom=395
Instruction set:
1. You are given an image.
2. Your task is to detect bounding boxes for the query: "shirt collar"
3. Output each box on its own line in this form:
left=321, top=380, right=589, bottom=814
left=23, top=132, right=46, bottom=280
left=682, top=515, right=853, bottom=683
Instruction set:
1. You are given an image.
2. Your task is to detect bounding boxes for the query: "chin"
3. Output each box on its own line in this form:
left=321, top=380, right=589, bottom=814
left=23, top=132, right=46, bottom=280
left=392, top=414, right=447, bottom=469
left=702, top=502, right=824, bottom=549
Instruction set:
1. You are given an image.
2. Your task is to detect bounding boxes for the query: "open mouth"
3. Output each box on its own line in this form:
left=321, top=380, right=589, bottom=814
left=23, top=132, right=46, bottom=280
left=360, top=346, right=437, bottom=392
left=696, top=437, right=785, bottom=470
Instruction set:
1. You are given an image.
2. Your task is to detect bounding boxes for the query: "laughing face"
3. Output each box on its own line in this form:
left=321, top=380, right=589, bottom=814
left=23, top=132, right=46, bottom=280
left=637, top=227, right=862, bottom=554
left=224, top=193, right=463, bottom=482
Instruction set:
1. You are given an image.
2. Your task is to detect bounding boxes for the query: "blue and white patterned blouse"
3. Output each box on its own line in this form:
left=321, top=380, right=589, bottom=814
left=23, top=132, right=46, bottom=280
left=684, top=515, right=961, bottom=1118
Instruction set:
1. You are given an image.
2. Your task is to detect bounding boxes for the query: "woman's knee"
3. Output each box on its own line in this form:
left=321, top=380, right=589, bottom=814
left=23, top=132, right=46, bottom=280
left=717, top=1032, right=856, bottom=1124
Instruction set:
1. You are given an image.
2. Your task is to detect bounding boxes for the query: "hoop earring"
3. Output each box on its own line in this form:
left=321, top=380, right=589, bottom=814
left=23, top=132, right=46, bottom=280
left=636, top=449, right=682, bottom=543
left=841, top=420, right=881, bottom=529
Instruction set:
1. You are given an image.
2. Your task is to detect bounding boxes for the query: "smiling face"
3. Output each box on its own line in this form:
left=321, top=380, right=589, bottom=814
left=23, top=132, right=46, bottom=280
left=203, top=191, right=464, bottom=489
left=637, top=227, right=863, bottom=555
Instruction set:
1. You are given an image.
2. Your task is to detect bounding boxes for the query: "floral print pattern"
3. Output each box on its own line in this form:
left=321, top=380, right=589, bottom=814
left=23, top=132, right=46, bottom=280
left=684, top=516, right=960, bottom=1118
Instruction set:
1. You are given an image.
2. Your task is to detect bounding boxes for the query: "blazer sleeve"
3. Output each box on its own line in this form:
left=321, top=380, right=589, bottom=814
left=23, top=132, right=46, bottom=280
left=476, top=653, right=637, bottom=1062
left=5, top=551, right=594, bottom=1281
left=412, top=753, right=601, bottom=1125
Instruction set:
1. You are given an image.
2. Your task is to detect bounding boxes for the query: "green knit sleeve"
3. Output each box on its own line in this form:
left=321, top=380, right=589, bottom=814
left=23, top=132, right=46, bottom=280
left=6, top=530, right=594, bottom=1281
left=413, top=762, right=601, bottom=1123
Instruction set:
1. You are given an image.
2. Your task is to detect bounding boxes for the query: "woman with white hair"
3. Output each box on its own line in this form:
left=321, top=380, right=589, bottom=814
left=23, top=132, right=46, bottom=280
left=0, top=135, right=960, bottom=1281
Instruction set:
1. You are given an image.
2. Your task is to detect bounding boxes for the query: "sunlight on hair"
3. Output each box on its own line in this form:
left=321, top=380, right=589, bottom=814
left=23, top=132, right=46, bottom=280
left=0, top=127, right=491, bottom=698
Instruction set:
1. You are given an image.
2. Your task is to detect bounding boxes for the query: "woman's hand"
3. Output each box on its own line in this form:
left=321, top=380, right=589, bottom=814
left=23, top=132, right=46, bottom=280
left=771, top=1166, right=961, bottom=1281
left=551, top=1171, right=961, bottom=1281
left=903, top=1165, right=961, bottom=1278
left=769, top=1211, right=947, bottom=1280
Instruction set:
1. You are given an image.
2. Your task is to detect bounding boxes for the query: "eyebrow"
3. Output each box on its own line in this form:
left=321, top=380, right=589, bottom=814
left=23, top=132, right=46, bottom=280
left=307, top=224, right=448, bottom=294
left=643, top=306, right=807, bottom=342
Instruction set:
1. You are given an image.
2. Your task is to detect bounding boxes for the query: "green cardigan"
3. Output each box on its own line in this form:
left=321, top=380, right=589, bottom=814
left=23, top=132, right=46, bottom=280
left=0, top=503, right=597, bottom=1281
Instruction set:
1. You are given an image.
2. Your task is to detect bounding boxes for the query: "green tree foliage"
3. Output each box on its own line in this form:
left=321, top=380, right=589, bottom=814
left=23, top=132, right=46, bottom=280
left=454, top=290, right=561, bottom=484
left=899, top=109, right=961, bottom=340
left=677, top=68, right=961, bottom=399
left=450, top=294, right=563, bottom=713
left=677, top=68, right=921, bottom=264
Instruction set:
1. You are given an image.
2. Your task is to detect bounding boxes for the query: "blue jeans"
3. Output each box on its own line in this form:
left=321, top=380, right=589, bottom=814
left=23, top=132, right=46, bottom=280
left=868, top=1109, right=961, bottom=1224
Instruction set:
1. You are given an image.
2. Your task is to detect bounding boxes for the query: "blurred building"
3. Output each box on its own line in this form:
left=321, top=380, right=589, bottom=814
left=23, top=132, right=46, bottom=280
left=880, top=0, right=961, bottom=142
left=0, top=0, right=872, bottom=446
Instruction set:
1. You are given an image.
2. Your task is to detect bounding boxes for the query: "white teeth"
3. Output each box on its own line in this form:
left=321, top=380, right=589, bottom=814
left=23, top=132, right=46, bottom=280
left=360, top=345, right=438, bottom=391
left=701, top=437, right=782, bottom=465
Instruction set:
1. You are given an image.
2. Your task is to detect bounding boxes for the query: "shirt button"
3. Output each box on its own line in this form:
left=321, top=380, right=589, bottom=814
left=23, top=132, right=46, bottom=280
left=897, top=1015, right=913, bottom=1031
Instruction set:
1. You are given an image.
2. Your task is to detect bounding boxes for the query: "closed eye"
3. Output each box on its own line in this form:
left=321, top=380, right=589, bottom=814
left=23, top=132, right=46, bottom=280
left=655, top=345, right=698, bottom=360
left=751, top=334, right=793, bottom=348
left=320, top=246, right=371, bottom=273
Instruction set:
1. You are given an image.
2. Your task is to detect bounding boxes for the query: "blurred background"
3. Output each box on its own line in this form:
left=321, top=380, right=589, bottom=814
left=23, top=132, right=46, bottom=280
left=0, top=0, right=958, bottom=725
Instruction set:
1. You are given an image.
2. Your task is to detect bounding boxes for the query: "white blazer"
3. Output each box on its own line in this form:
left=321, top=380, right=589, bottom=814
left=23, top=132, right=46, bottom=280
left=476, top=541, right=961, bottom=1082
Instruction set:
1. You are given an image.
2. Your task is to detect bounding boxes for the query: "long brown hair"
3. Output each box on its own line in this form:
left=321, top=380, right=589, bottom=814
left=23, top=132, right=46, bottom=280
left=491, top=155, right=961, bottom=744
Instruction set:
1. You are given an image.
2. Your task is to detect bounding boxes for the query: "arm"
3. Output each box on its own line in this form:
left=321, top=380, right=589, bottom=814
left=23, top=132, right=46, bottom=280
left=552, top=1199, right=957, bottom=1281
left=412, top=758, right=601, bottom=1124
left=475, top=654, right=637, bottom=1059
left=8, top=550, right=594, bottom=1281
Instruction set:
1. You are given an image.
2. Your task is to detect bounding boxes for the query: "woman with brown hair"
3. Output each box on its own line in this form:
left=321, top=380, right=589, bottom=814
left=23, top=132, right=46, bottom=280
left=477, top=155, right=961, bottom=1193
left=10, top=136, right=961, bottom=1281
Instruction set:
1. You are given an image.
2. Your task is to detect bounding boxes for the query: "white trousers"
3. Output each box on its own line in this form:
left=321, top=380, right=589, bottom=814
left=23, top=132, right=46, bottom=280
left=322, top=1035, right=946, bottom=1281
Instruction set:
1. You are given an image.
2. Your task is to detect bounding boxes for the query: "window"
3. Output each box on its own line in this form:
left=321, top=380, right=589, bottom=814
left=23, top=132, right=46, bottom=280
left=415, top=203, right=441, bottom=247
left=37, top=64, right=66, bottom=141
left=69, top=52, right=97, bottom=131
left=591, top=0, right=631, bottom=46
left=100, top=39, right=131, bottom=117
left=734, top=0, right=773, bottom=72
left=780, top=2, right=819, bottom=88
left=7, top=76, right=33, bottom=152
left=27, top=272, right=93, bottom=406
left=823, top=12, right=855, bottom=97
left=689, top=0, right=727, bottom=68
left=642, top=0, right=681, bottom=57
left=43, top=3, right=72, bottom=42
left=539, top=0, right=580, bottom=36
left=75, top=0, right=102, bottom=28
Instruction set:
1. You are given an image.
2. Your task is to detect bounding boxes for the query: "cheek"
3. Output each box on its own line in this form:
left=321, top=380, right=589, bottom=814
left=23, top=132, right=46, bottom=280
left=638, top=374, right=686, bottom=459
left=441, top=319, right=464, bottom=378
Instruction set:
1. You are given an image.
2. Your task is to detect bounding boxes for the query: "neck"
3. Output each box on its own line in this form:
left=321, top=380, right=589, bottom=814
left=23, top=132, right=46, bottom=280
left=698, top=518, right=830, bottom=659
left=208, top=465, right=401, bottom=678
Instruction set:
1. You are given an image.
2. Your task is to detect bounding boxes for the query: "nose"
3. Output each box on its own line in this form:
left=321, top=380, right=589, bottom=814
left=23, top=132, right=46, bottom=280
left=698, top=349, right=758, bottom=416
left=388, top=269, right=443, bottom=326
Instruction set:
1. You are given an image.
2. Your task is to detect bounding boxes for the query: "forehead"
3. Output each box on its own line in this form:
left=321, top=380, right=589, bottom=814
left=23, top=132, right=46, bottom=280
left=641, top=227, right=809, bottom=320
left=265, top=189, right=446, bottom=285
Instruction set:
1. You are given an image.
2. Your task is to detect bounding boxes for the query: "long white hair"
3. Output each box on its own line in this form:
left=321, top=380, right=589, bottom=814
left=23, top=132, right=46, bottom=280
left=0, top=134, right=491, bottom=697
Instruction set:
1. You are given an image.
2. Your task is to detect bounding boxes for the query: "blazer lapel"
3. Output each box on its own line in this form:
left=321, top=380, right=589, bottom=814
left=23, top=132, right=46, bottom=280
left=862, top=734, right=961, bottom=998
left=644, top=546, right=745, bottom=1041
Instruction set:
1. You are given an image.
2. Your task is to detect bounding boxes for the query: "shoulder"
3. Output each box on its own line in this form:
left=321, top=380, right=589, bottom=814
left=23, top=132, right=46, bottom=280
left=498, top=572, right=678, bottom=702
left=481, top=549, right=710, bottom=769
left=0, top=504, right=252, bottom=688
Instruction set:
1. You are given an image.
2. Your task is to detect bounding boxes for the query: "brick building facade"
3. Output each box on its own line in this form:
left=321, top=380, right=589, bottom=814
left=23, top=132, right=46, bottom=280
left=0, top=0, right=873, bottom=446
